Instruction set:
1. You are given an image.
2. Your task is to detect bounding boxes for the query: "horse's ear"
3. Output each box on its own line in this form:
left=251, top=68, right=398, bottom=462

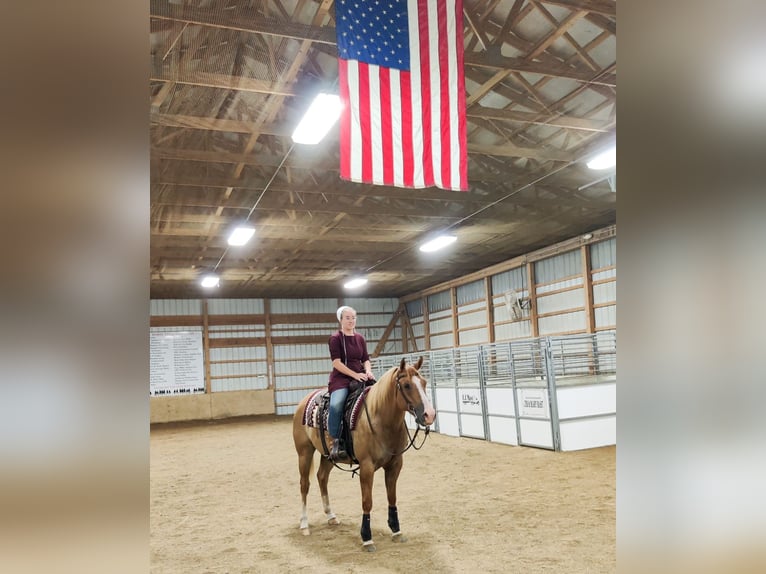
left=399, top=357, right=406, bottom=372
left=415, top=356, right=423, bottom=370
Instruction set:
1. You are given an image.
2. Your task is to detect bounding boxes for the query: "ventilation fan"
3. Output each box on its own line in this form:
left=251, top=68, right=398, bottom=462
left=503, top=289, right=530, bottom=321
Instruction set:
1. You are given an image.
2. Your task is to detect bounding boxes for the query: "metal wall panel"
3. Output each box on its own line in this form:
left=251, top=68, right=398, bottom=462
left=593, top=281, right=616, bottom=304
left=494, top=321, right=532, bottom=340
left=405, top=299, right=423, bottom=318
left=456, top=279, right=485, bottom=305
left=537, top=288, right=585, bottom=314
left=491, top=267, right=526, bottom=294
left=427, top=290, right=451, bottom=313
left=538, top=311, right=586, bottom=335
left=537, top=276, right=583, bottom=294
left=590, top=237, right=616, bottom=269
left=150, top=299, right=202, bottom=315
left=535, top=249, right=582, bottom=284
left=595, top=306, right=617, bottom=329
left=457, top=307, right=487, bottom=329
left=207, top=298, right=264, bottom=314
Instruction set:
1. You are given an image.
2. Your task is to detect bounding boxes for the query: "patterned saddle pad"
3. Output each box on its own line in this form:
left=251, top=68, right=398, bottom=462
left=302, top=385, right=372, bottom=433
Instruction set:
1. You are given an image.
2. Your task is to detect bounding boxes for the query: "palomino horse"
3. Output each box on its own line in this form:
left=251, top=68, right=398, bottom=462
left=292, top=357, right=436, bottom=551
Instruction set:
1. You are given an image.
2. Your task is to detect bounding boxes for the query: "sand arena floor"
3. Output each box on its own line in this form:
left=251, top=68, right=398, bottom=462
left=151, top=415, right=615, bottom=573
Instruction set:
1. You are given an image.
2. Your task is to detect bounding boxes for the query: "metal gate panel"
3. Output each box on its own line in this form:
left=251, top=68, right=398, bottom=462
left=453, top=347, right=485, bottom=439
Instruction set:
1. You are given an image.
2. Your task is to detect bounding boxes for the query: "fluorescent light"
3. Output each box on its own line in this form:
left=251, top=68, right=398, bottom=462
left=292, top=93, right=343, bottom=144
left=200, top=274, right=219, bottom=288
left=419, top=234, right=457, bottom=253
left=344, top=277, right=368, bottom=289
left=228, top=225, right=255, bottom=246
left=587, top=146, right=616, bottom=170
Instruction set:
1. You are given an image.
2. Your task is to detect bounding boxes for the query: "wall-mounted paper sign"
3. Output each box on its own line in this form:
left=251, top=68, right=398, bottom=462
left=150, top=331, right=205, bottom=396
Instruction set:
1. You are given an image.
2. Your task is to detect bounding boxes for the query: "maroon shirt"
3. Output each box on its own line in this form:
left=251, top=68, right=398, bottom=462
left=328, top=331, right=370, bottom=393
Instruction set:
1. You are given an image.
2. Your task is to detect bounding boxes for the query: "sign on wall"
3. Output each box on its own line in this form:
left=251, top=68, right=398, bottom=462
left=459, top=389, right=483, bottom=414
left=150, top=331, right=205, bottom=396
left=519, top=388, right=549, bottom=419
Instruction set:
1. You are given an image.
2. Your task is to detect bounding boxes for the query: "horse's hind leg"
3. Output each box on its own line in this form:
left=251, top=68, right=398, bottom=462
left=384, top=455, right=408, bottom=542
left=316, top=455, right=340, bottom=525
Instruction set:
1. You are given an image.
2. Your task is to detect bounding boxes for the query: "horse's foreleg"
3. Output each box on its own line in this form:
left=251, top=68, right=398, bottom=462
left=384, top=455, right=407, bottom=542
left=297, top=448, right=313, bottom=535
left=317, top=456, right=340, bottom=525
left=359, top=463, right=376, bottom=552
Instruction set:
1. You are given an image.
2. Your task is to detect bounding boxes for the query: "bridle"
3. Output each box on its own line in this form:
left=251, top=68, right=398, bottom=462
left=394, top=368, right=422, bottom=422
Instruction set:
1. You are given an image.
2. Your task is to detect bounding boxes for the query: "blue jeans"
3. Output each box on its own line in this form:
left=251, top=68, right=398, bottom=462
left=328, top=387, right=349, bottom=439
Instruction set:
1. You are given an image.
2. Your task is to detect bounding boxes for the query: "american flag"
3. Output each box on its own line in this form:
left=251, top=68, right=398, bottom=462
left=335, top=0, right=468, bottom=191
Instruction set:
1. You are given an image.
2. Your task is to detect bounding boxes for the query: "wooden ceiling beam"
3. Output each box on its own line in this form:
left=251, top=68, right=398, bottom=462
left=468, top=142, right=573, bottom=162
left=463, top=51, right=616, bottom=87
left=538, top=0, right=616, bottom=17
left=149, top=0, right=337, bottom=44
left=467, top=105, right=610, bottom=132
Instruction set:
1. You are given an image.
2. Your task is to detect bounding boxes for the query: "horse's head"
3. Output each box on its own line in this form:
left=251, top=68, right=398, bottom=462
left=395, top=357, right=436, bottom=427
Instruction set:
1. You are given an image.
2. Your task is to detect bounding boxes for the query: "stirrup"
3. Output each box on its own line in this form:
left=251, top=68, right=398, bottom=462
left=330, top=439, right=347, bottom=460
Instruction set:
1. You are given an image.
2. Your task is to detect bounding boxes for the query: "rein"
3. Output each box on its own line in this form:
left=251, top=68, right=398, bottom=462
left=361, top=368, right=432, bottom=458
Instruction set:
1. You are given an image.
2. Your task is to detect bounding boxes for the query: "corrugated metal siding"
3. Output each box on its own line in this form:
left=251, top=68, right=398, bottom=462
left=535, top=250, right=581, bottom=284
left=269, top=298, right=337, bottom=314
left=428, top=290, right=451, bottom=313
left=207, top=298, right=263, bottom=314
left=456, top=279, right=485, bottom=305
left=460, top=328, right=488, bottom=346
left=538, top=311, right=586, bottom=335
left=458, top=308, right=487, bottom=329
left=595, top=306, right=616, bottom=328
left=406, top=299, right=423, bottom=318
left=430, top=333, right=456, bottom=349
left=537, top=276, right=583, bottom=294
left=593, top=281, right=616, bottom=304
left=491, top=267, right=526, bottom=294
left=495, top=321, right=532, bottom=340
left=591, top=237, right=616, bottom=269
left=593, top=268, right=616, bottom=282
left=150, top=299, right=202, bottom=315
left=537, top=288, right=585, bottom=315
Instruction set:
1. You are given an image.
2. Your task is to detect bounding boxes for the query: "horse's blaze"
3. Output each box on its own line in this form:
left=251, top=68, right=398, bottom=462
left=412, top=375, right=436, bottom=425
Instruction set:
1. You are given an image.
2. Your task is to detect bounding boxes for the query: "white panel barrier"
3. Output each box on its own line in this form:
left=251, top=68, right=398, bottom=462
left=559, top=417, right=615, bottom=451
left=377, top=331, right=616, bottom=452
left=488, top=416, right=518, bottom=445
left=518, top=419, right=554, bottom=449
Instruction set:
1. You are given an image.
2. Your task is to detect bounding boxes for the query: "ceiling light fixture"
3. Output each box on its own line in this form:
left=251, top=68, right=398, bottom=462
left=227, top=225, right=255, bottom=246
left=292, top=93, right=343, bottom=145
left=200, top=274, right=219, bottom=288
left=344, top=277, right=368, bottom=289
left=587, top=146, right=616, bottom=170
left=419, top=234, right=457, bottom=253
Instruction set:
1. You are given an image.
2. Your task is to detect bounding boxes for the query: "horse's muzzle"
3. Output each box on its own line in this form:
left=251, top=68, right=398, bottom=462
left=412, top=405, right=436, bottom=427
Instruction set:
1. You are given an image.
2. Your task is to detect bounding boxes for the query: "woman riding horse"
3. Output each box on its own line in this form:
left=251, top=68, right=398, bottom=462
left=292, top=356, right=436, bottom=551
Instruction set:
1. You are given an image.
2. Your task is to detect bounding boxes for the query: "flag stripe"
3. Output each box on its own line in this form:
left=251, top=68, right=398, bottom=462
left=400, top=71, right=414, bottom=187
left=358, top=63, right=372, bottom=183
left=379, top=66, right=394, bottom=185
left=339, top=59, right=351, bottom=181
left=417, top=1, right=434, bottom=188
left=454, top=0, right=468, bottom=190
left=436, top=0, right=451, bottom=188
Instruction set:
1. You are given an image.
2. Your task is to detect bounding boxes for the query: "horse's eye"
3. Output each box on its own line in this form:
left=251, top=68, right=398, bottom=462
left=404, top=383, right=411, bottom=390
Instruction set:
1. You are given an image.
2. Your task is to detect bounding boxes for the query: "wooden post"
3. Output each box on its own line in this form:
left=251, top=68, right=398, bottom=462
left=582, top=245, right=596, bottom=334
left=526, top=261, right=539, bottom=337
left=264, top=298, right=275, bottom=390
left=202, top=299, right=211, bottom=394
left=484, top=276, right=495, bottom=344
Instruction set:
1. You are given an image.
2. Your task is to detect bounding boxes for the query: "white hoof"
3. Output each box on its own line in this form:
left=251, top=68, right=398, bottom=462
left=362, top=540, right=376, bottom=552
left=327, top=516, right=340, bottom=525
left=301, top=527, right=311, bottom=536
